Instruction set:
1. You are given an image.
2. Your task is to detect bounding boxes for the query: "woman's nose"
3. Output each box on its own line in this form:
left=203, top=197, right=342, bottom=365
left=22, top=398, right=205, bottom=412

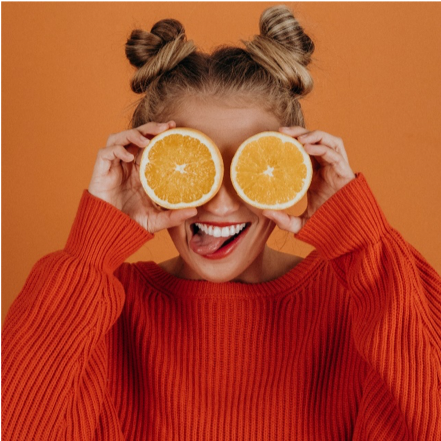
left=202, top=178, right=241, bottom=217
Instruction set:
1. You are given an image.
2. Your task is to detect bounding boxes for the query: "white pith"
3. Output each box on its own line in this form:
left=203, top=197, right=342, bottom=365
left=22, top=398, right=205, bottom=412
left=195, top=223, right=247, bottom=238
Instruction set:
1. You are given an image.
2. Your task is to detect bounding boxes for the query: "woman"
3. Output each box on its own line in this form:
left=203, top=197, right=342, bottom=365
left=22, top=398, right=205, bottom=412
left=3, top=6, right=441, bottom=440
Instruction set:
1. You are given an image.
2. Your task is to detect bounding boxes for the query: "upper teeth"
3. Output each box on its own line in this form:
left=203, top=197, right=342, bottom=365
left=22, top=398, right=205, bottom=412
left=195, top=223, right=246, bottom=238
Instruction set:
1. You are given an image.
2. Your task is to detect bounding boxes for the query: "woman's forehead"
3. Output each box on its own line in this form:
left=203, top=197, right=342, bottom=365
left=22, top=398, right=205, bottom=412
left=171, top=97, right=280, bottom=151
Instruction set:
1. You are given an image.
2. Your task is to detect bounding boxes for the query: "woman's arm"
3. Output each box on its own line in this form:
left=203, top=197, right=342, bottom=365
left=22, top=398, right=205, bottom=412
left=2, top=121, right=196, bottom=440
left=265, top=128, right=441, bottom=438
left=298, top=175, right=441, bottom=439
left=2, top=191, right=151, bottom=440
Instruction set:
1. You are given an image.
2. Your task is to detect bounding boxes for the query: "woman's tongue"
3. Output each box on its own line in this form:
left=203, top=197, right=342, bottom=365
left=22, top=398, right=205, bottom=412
left=189, top=228, right=231, bottom=256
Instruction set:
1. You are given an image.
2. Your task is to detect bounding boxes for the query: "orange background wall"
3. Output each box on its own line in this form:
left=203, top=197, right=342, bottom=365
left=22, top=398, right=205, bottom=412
left=2, top=2, right=441, bottom=323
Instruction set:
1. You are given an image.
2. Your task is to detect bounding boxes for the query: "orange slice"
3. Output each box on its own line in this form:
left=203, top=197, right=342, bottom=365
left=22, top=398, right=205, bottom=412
left=230, top=131, right=312, bottom=210
left=139, top=128, right=223, bottom=209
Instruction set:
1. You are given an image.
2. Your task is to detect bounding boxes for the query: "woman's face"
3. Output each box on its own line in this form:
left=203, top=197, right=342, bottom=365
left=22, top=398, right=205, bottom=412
left=165, top=97, right=281, bottom=283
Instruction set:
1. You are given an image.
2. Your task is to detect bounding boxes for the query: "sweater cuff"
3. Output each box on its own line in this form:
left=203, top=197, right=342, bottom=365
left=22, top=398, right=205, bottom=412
left=65, top=191, right=152, bottom=271
left=295, top=174, right=391, bottom=260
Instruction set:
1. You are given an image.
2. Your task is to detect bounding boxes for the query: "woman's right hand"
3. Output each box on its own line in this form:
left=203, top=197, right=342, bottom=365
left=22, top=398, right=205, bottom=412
left=88, top=121, right=197, bottom=234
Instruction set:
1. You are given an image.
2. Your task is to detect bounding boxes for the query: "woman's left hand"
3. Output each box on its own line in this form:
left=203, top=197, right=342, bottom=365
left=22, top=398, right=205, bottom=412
left=263, top=126, right=356, bottom=234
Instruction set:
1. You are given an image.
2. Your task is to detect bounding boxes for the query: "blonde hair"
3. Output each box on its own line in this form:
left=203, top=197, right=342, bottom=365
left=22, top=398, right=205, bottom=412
left=125, top=5, right=314, bottom=127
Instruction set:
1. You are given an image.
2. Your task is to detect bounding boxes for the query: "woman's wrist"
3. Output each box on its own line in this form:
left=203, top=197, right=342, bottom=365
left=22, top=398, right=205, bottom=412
left=65, top=191, right=152, bottom=271
left=295, top=174, right=390, bottom=260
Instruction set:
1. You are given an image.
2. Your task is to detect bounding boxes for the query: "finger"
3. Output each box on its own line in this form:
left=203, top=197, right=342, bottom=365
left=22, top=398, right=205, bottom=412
left=304, top=143, right=355, bottom=179
left=279, top=126, right=310, bottom=138
left=303, top=143, right=342, bottom=167
left=149, top=207, right=197, bottom=234
left=298, top=130, right=342, bottom=148
left=136, top=120, right=176, bottom=138
left=298, top=131, right=349, bottom=162
left=99, top=145, right=134, bottom=163
left=262, top=210, right=304, bottom=235
left=93, top=145, right=135, bottom=176
left=106, top=129, right=149, bottom=149
left=106, top=121, right=174, bottom=149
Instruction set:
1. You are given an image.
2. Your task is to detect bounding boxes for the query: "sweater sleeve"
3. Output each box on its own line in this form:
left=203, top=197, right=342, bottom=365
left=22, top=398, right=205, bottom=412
left=1, top=191, right=152, bottom=440
left=296, top=174, right=441, bottom=440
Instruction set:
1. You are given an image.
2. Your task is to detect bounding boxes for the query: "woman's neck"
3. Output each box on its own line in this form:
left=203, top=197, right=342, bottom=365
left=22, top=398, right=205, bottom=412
left=159, top=247, right=303, bottom=284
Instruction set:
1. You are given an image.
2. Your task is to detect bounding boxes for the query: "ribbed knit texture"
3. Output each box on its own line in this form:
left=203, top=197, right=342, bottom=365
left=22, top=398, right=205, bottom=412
left=3, top=175, right=441, bottom=440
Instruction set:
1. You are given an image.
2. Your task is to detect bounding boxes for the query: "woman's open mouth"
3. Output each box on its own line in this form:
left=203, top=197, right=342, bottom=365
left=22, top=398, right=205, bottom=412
left=189, top=222, right=250, bottom=259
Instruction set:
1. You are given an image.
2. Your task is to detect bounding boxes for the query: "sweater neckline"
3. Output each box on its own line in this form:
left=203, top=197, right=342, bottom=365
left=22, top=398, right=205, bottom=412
left=136, top=250, right=323, bottom=299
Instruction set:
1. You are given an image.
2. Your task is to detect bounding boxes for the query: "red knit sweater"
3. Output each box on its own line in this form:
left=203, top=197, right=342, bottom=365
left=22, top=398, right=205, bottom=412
left=2, top=175, right=441, bottom=440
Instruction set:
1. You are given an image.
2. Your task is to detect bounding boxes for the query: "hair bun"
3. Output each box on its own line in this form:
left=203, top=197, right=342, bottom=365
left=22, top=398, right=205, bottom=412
left=245, top=5, right=315, bottom=97
left=126, top=19, right=196, bottom=93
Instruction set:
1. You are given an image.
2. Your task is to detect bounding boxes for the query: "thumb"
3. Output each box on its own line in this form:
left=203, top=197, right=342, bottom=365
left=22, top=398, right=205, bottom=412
left=262, top=210, right=304, bottom=234
left=149, top=207, right=197, bottom=233
left=166, top=208, right=198, bottom=228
